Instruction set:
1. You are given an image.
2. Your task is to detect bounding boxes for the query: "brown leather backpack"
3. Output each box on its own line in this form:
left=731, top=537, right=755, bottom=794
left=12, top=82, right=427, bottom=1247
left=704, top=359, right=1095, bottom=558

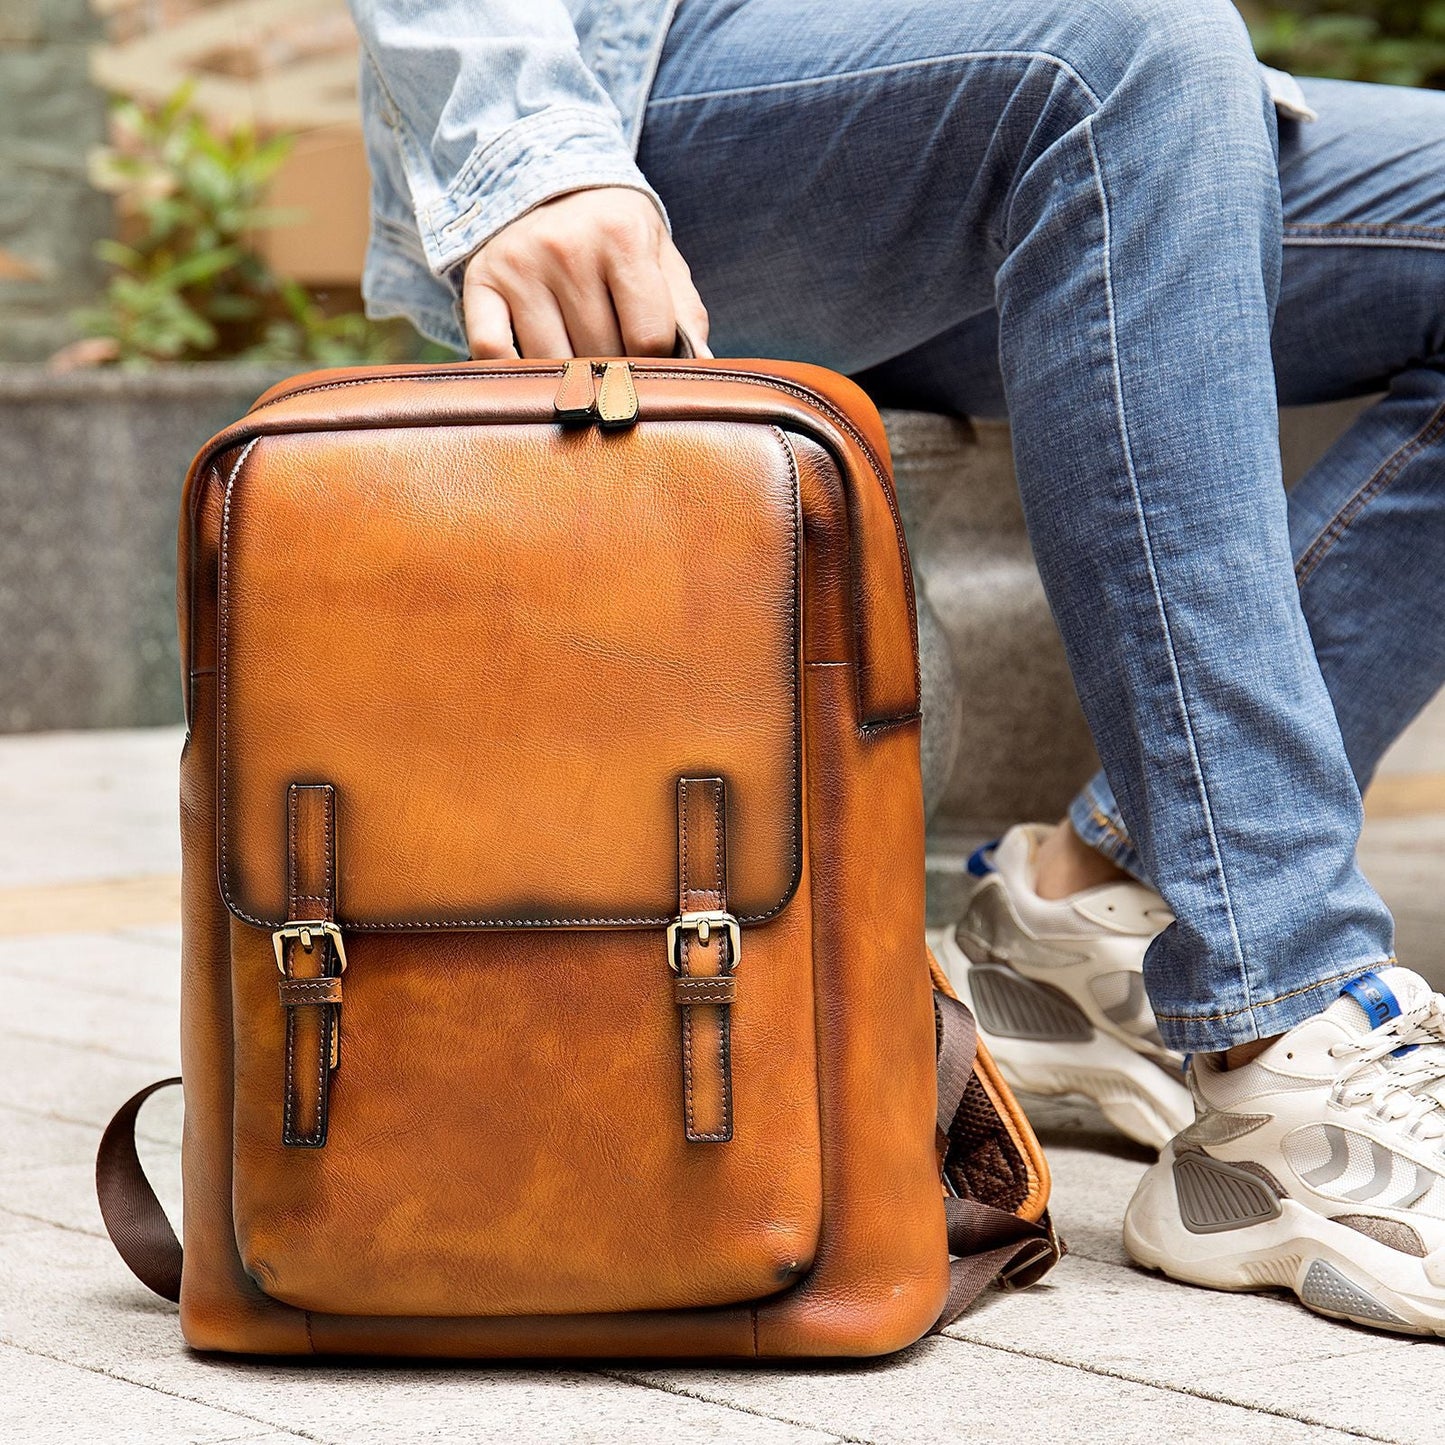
left=96, top=352, right=1061, bottom=1358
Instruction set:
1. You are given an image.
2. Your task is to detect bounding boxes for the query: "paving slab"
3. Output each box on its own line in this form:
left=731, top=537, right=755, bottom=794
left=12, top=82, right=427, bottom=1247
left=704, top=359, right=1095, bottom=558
left=1222, top=1346, right=1445, bottom=1445
left=4, top=723, right=1445, bottom=1443
left=0, top=1342, right=313, bottom=1445
left=4, top=966, right=183, bottom=1066
left=1, top=1232, right=838, bottom=1445
left=0, top=726, right=183, bottom=885
left=0, top=927, right=180, bottom=998
left=617, top=1335, right=1372, bottom=1445
left=0, top=1032, right=179, bottom=1129
left=0, top=1101, right=108, bottom=1173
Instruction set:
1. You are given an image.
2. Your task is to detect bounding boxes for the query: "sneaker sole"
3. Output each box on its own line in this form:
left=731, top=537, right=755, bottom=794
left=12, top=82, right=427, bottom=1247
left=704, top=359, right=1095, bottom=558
left=1124, top=1145, right=1445, bottom=1336
left=935, top=929, right=1192, bottom=1152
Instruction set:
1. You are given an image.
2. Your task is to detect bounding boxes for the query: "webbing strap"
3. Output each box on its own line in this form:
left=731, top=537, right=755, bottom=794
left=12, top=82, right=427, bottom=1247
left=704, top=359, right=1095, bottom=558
left=95, top=993, right=1060, bottom=1324
left=930, top=990, right=1062, bottom=1328
left=94, top=1076, right=182, bottom=1303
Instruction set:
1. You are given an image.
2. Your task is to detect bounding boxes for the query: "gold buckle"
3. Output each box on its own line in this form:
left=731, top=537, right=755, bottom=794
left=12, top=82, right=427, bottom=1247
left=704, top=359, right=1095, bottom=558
left=272, top=921, right=348, bottom=975
left=666, top=910, right=741, bottom=974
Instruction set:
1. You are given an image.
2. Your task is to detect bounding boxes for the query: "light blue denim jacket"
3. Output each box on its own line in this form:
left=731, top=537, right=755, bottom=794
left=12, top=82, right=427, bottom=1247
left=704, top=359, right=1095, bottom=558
left=348, top=0, right=679, bottom=349
left=348, top=0, right=1312, bottom=353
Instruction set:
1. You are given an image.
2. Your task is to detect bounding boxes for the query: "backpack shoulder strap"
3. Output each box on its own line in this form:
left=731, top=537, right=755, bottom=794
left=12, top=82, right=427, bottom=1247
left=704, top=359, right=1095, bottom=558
left=932, top=989, right=1063, bottom=1327
left=95, top=1076, right=183, bottom=1303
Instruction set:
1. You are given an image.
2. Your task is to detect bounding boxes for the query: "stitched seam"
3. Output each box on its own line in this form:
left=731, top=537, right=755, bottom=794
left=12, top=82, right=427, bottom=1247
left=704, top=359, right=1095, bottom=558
left=313, top=789, right=335, bottom=1145
left=282, top=982, right=339, bottom=1000
left=680, top=778, right=690, bottom=911
left=1282, top=235, right=1445, bottom=254
left=715, top=1001, right=733, bottom=1141
left=323, top=786, right=335, bottom=906
left=712, top=780, right=725, bottom=898
left=773, top=428, right=803, bottom=895
left=681, top=943, right=696, bottom=1139
left=646, top=47, right=1101, bottom=110
left=283, top=783, right=298, bottom=1144
left=283, top=783, right=332, bottom=1146
left=1285, top=220, right=1445, bottom=241
left=1155, top=958, right=1397, bottom=1021
left=214, top=420, right=804, bottom=932
left=1084, top=118, right=1250, bottom=998
left=312, top=1010, right=328, bottom=1144
left=679, top=779, right=695, bottom=1138
left=709, top=778, right=733, bottom=1141
left=283, top=1007, right=296, bottom=1143
left=1295, top=401, right=1445, bottom=584
left=218, top=436, right=261, bottom=943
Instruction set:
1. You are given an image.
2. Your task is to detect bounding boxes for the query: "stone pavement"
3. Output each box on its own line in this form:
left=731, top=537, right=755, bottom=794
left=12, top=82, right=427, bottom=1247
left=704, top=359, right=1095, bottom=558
left=3, top=728, right=1445, bottom=1445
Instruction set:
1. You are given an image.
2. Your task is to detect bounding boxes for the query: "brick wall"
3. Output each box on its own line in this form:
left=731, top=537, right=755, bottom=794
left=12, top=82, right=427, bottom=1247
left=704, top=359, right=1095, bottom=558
left=0, top=0, right=110, bottom=361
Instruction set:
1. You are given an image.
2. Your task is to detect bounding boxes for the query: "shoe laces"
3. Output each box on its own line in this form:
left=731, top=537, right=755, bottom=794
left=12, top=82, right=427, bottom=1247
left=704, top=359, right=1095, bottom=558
left=1329, top=995, right=1445, bottom=1142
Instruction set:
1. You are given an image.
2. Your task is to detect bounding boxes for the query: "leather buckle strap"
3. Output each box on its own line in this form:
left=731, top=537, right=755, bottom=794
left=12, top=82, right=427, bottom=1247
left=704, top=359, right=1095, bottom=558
left=673, top=777, right=735, bottom=1144
left=279, top=783, right=341, bottom=1149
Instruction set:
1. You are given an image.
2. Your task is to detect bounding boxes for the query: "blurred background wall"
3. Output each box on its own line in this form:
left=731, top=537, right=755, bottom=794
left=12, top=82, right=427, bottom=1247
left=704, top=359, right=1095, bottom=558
left=5, top=0, right=1445, bottom=363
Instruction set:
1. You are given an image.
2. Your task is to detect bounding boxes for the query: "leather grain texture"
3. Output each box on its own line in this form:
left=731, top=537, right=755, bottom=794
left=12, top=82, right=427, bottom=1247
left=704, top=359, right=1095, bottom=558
left=166, top=358, right=991, bottom=1357
left=216, top=420, right=802, bottom=931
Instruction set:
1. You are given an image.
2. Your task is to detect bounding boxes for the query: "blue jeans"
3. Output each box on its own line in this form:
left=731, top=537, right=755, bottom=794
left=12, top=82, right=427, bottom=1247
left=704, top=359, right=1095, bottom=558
left=637, top=0, right=1444, bottom=1052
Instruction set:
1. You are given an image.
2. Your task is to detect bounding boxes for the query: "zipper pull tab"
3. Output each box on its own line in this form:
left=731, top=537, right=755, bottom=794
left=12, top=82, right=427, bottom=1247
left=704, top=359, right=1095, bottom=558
left=553, top=358, right=597, bottom=420
left=596, top=360, right=639, bottom=428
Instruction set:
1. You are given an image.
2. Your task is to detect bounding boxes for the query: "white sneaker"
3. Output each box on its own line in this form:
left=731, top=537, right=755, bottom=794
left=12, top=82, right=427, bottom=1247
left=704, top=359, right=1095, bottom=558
left=937, top=823, right=1191, bottom=1151
left=1125, top=967, right=1445, bottom=1335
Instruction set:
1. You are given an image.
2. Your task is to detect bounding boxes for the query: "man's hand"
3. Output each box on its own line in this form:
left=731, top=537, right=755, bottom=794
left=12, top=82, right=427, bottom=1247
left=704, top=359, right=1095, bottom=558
left=462, top=187, right=710, bottom=359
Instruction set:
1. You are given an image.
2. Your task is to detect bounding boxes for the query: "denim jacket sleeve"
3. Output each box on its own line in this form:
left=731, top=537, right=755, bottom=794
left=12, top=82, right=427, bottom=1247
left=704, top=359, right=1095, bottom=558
left=347, top=0, right=670, bottom=286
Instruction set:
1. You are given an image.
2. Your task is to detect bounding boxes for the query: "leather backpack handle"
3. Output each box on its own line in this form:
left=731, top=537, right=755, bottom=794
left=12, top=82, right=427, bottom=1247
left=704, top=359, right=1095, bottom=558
left=672, top=322, right=706, bottom=359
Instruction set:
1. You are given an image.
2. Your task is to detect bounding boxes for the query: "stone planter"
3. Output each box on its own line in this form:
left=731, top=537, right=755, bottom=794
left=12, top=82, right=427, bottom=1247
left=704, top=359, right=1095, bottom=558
left=0, top=365, right=292, bottom=731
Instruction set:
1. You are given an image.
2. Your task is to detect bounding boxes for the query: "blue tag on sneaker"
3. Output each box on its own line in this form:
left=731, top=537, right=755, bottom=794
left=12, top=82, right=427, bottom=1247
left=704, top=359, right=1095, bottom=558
left=966, top=840, right=1001, bottom=878
left=1340, top=971, right=1403, bottom=1031
left=1340, top=970, right=1417, bottom=1054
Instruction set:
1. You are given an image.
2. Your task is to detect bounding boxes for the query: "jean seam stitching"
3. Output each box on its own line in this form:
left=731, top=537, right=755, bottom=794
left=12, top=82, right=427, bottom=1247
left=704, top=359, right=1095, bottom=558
left=1284, top=220, right=1445, bottom=242
left=1154, top=959, right=1396, bottom=1021
left=646, top=47, right=1101, bottom=111
left=1294, top=400, right=1445, bottom=585
left=1082, top=116, right=1250, bottom=1000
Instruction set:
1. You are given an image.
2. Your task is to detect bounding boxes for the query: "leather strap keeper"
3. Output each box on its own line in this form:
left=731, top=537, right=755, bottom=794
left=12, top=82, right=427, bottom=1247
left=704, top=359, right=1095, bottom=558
left=279, top=977, right=344, bottom=1007
left=674, top=976, right=737, bottom=1005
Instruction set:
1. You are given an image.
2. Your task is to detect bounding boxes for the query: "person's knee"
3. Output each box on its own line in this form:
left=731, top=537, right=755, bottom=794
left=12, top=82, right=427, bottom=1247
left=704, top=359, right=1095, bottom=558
left=1066, top=0, right=1268, bottom=129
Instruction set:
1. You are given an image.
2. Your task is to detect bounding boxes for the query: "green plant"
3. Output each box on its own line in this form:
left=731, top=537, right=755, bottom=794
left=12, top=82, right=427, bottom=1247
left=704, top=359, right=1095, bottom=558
left=1247, top=1, right=1445, bottom=89
left=73, top=86, right=426, bottom=366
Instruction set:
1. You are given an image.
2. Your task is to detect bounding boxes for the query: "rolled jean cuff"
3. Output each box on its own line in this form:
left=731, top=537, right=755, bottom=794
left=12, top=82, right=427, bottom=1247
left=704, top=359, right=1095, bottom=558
left=1067, top=772, right=1147, bottom=882
left=1152, top=955, right=1398, bottom=1054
